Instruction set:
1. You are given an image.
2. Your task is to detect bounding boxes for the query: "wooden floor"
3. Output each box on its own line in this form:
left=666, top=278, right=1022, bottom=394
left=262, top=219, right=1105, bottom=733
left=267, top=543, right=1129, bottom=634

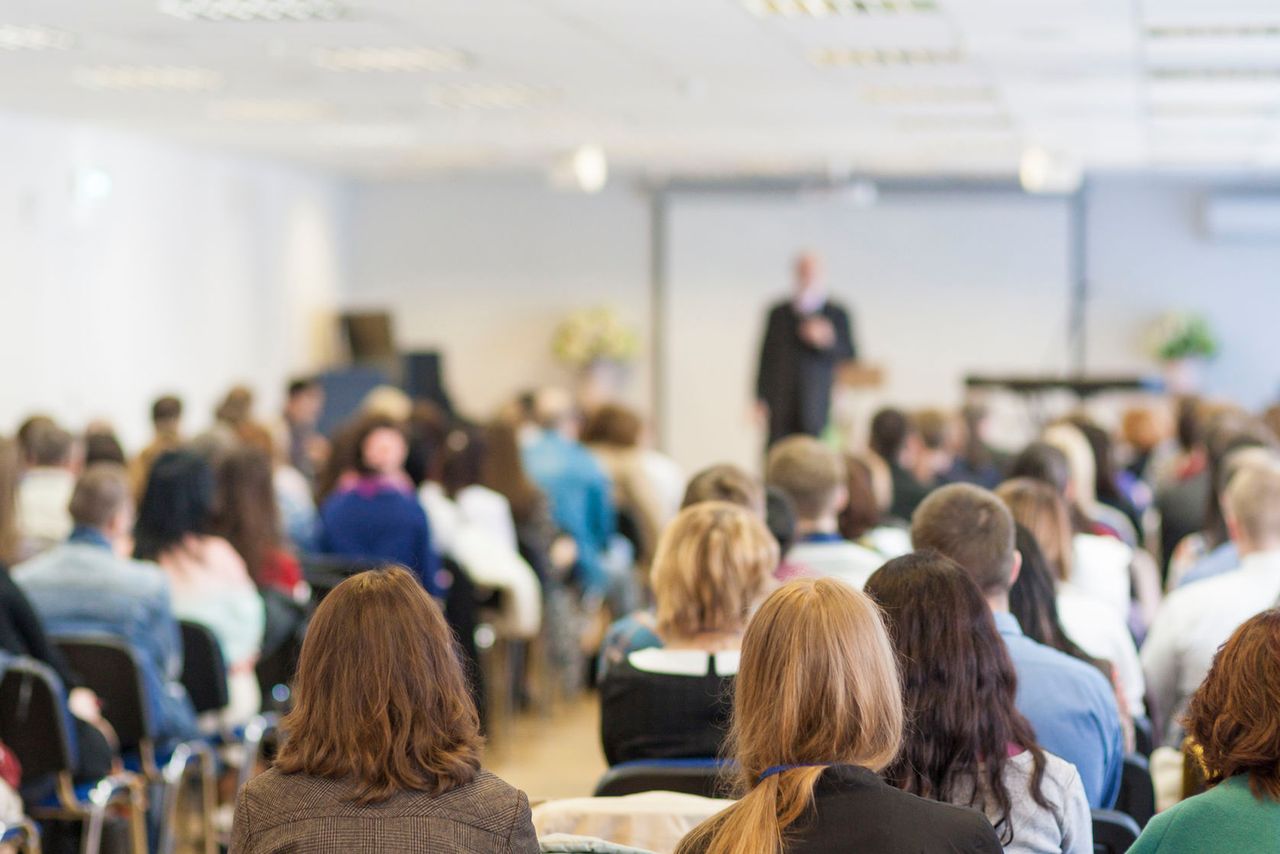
left=483, top=693, right=608, bottom=803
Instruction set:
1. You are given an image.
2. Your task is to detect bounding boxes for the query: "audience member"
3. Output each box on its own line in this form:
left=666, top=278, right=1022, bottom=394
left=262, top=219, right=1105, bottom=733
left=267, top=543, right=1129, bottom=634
left=599, top=502, right=776, bottom=764
left=582, top=403, right=672, bottom=568
left=231, top=566, right=538, bottom=853
left=131, top=394, right=183, bottom=497
left=0, top=439, right=18, bottom=567
left=766, top=436, right=882, bottom=589
left=1175, top=446, right=1280, bottom=588
left=837, top=453, right=911, bottom=559
left=911, top=484, right=1124, bottom=808
left=136, top=450, right=265, bottom=723
left=1130, top=610, right=1280, bottom=852
left=1151, top=399, right=1222, bottom=577
left=214, top=446, right=303, bottom=598
left=14, top=415, right=55, bottom=469
left=763, top=486, right=800, bottom=579
left=912, top=408, right=958, bottom=486
left=16, top=423, right=77, bottom=557
left=869, top=407, right=929, bottom=520
left=15, top=463, right=197, bottom=741
left=676, top=578, right=1001, bottom=854
left=951, top=404, right=1004, bottom=488
left=280, top=376, right=328, bottom=486
left=317, top=415, right=443, bottom=596
left=1142, top=463, right=1280, bottom=746
left=681, top=464, right=764, bottom=515
left=83, top=427, right=127, bottom=466
left=867, top=552, right=1092, bottom=853
left=1069, top=417, right=1145, bottom=539
left=482, top=419, right=570, bottom=582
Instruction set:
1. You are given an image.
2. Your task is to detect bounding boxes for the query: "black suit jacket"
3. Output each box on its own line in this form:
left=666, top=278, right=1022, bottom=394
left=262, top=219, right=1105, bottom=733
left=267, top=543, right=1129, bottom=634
left=756, top=300, right=856, bottom=444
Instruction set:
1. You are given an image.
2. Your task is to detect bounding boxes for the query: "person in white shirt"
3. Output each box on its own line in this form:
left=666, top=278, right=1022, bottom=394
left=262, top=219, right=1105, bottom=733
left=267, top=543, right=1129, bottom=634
left=1143, top=460, right=1280, bottom=747
left=16, top=423, right=78, bottom=558
left=766, top=436, right=884, bottom=588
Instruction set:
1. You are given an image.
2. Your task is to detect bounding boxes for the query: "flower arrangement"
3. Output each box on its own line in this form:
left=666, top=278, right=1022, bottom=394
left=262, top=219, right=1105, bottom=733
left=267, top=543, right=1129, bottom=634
left=551, top=307, right=639, bottom=368
left=1146, top=312, right=1219, bottom=362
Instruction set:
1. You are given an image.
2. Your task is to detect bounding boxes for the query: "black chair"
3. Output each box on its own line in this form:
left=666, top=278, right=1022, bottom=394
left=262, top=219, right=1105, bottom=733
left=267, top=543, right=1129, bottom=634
left=54, top=635, right=216, bottom=854
left=178, top=622, right=228, bottom=716
left=593, top=760, right=732, bottom=799
left=1115, top=753, right=1156, bottom=828
left=0, top=657, right=146, bottom=854
left=1092, top=808, right=1141, bottom=854
left=301, top=554, right=381, bottom=603
left=1132, top=714, right=1154, bottom=758
left=0, top=818, right=41, bottom=853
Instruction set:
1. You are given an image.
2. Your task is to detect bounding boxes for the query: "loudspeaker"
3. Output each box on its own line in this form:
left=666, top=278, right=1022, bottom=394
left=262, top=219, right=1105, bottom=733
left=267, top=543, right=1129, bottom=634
left=341, top=312, right=396, bottom=362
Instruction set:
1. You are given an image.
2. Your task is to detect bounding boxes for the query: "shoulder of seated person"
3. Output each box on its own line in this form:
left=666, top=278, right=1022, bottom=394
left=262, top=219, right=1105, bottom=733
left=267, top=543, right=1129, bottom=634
left=243, top=768, right=524, bottom=821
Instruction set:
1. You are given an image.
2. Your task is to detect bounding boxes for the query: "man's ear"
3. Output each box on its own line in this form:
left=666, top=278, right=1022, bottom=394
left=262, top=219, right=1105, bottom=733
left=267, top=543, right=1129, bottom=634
left=1226, top=512, right=1245, bottom=548
left=833, top=484, right=850, bottom=514
left=1008, top=549, right=1023, bottom=587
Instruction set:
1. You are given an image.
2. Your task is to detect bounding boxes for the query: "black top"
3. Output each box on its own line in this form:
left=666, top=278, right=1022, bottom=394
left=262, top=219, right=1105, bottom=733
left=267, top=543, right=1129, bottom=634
left=888, top=461, right=931, bottom=523
left=756, top=300, right=856, bottom=444
left=684, top=764, right=1002, bottom=854
left=0, top=569, right=80, bottom=690
left=599, top=651, right=733, bottom=766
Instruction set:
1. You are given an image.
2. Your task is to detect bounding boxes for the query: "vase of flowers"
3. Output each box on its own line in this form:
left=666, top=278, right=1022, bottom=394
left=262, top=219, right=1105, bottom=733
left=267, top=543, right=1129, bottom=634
left=551, top=307, right=639, bottom=407
left=1146, top=312, right=1219, bottom=395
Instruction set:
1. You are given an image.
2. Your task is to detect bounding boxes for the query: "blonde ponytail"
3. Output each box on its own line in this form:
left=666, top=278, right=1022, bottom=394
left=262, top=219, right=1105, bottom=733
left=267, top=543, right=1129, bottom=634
left=676, top=767, right=826, bottom=854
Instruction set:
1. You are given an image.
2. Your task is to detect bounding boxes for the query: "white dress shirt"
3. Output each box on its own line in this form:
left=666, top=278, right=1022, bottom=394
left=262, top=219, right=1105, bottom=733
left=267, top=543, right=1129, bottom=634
left=1071, top=533, right=1132, bottom=624
left=1141, top=548, right=1280, bottom=746
left=1057, top=582, right=1146, bottom=715
left=786, top=537, right=886, bottom=589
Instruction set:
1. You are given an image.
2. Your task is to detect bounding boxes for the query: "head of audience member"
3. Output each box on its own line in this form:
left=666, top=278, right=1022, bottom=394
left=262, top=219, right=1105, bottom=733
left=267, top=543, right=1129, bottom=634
left=1223, top=464, right=1280, bottom=558
left=681, top=464, right=764, bottom=517
left=1174, top=396, right=1205, bottom=454
left=480, top=419, right=542, bottom=524
left=580, top=404, right=644, bottom=451
left=651, top=502, right=778, bottom=648
left=914, top=408, right=959, bottom=480
left=151, top=394, right=183, bottom=440
left=403, top=400, right=449, bottom=487
left=359, top=385, right=413, bottom=424
left=867, top=551, right=1048, bottom=844
left=25, top=423, right=75, bottom=472
left=440, top=425, right=486, bottom=499
left=677, top=578, right=902, bottom=854
left=766, top=436, right=847, bottom=535
left=764, top=486, right=798, bottom=556
left=1067, top=417, right=1125, bottom=507
left=1184, top=609, right=1280, bottom=801
left=285, top=377, right=324, bottom=428
left=214, top=446, right=281, bottom=583
left=69, top=463, right=134, bottom=549
left=911, top=483, right=1019, bottom=610
left=134, top=450, right=215, bottom=562
left=996, top=478, right=1073, bottom=584
left=0, top=439, right=19, bottom=565
left=533, top=387, right=579, bottom=440
left=1008, top=524, right=1099, bottom=670
left=84, top=430, right=126, bottom=467
left=274, top=566, right=481, bottom=803
left=838, top=454, right=883, bottom=541
left=959, top=403, right=996, bottom=474
left=215, top=385, right=255, bottom=427
left=16, top=415, right=56, bottom=467
left=1121, top=406, right=1165, bottom=460
left=353, top=416, right=410, bottom=479
left=1042, top=422, right=1099, bottom=514
left=869, top=408, right=918, bottom=469
left=1201, top=421, right=1280, bottom=548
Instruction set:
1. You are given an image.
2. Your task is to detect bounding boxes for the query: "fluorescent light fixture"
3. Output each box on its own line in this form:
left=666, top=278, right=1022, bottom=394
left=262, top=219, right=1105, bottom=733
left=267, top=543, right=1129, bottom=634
left=209, top=98, right=331, bottom=121
left=811, top=47, right=964, bottom=67
left=314, top=46, right=468, bottom=72
left=1148, top=24, right=1280, bottom=39
left=426, top=83, right=554, bottom=109
left=743, top=0, right=938, bottom=17
left=1019, top=146, right=1082, bottom=194
left=1149, top=67, right=1280, bottom=80
left=74, top=65, right=224, bottom=92
left=159, top=0, right=344, bottom=22
left=0, top=24, right=74, bottom=51
left=550, top=144, right=609, bottom=193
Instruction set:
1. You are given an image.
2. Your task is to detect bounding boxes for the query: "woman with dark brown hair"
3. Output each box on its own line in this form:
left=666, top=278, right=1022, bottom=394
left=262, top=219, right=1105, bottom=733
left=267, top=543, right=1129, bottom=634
left=214, top=445, right=303, bottom=597
left=231, top=566, right=538, bottom=853
left=866, top=552, right=1091, bottom=853
left=1130, top=609, right=1280, bottom=852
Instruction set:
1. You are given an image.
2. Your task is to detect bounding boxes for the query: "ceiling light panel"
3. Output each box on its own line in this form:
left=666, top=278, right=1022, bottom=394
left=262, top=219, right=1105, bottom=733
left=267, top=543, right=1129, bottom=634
left=158, top=0, right=345, bottom=23
left=742, top=0, right=939, bottom=18
left=209, top=98, right=331, bottom=121
left=0, top=25, right=74, bottom=51
left=425, top=83, right=557, bottom=110
left=73, top=65, right=224, bottom=92
left=1147, top=24, right=1280, bottom=38
left=1149, top=66, right=1280, bottom=80
left=811, top=47, right=964, bottom=67
left=314, top=46, right=468, bottom=73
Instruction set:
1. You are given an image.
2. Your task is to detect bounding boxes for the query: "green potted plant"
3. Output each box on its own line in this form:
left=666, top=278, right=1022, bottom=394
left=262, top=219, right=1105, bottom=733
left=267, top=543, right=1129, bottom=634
left=551, top=307, right=639, bottom=407
left=1146, top=312, right=1219, bottom=394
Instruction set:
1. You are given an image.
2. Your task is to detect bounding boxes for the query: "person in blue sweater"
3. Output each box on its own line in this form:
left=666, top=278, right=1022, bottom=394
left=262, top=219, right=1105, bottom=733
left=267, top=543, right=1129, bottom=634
left=318, top=415, right=443, bottom=597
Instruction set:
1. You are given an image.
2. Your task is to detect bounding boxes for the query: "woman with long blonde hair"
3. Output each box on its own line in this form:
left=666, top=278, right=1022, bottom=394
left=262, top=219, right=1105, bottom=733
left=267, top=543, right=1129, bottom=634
left=677, top=578, right=1000, bottom=854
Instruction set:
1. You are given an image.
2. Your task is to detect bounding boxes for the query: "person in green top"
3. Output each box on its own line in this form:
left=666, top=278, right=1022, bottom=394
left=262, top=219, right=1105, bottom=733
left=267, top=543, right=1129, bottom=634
left=1130, top=608, right=1280, bottom=853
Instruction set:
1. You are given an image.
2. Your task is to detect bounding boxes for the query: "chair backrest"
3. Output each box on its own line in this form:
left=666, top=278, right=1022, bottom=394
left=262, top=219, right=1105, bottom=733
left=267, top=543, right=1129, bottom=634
left=179, top=621, right=228, bottom=715
left=0, top=657, right=76, bottom=782
left=1115, top=753, right=1156, bottom=828
left=1092, top=808, right=1141, bottom=854
left=1132, top=715, right=1154, bottom=758
left=301, top=555, right=380, bottom=603
left=54, top=635, right=152, bottom=751
left=593, top=759, right=733, bottom=799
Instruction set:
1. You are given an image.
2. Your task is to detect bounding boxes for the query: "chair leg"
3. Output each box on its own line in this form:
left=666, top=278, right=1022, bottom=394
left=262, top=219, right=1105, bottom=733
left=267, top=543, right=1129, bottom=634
left=127, top=779, right=149, bottom=854
left=200, top=749, right=217, bottom=854
left=79, top=804, right=105, bottom=854
left=22, top=817, right=43, bottom=854
left=158, top=743, right=194, bottom=854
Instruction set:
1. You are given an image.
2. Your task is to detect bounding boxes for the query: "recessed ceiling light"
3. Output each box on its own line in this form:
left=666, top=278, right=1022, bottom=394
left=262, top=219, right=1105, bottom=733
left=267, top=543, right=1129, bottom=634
left=811, top=47, right=964, bottom=67
left=158, top=0, right=344, bottom=23
left=313, top=46, right=467, bottom=73
left=73, top=65, right=224, bottom=92
left=743, top=0, right=939, bottom=18
left=1147, top=24, right=1280, bottom=39
left=0, top=24, right=75, bottom=51
left=425, top=83, right=555, bottom=110
left=209, top=98, right=331, bottom=121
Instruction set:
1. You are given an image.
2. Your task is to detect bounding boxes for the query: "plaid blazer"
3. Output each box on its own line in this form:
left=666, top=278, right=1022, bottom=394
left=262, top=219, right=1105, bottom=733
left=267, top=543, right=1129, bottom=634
left=230, top=768, right=539, bottom=853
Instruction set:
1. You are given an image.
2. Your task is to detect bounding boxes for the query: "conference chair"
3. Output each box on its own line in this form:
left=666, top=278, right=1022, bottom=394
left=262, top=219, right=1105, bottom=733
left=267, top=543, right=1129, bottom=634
left=0, top=657, right=146, bottom=854
left=0, top=818, right=42, bottom=853
left=1115, top=753, right=1156, bottom=828
left=593, top=759, right=733, bottom=799
left=54, top=635, right=215, bottom=854
left=1091, top=809, right=1141, bottom=854
left=1132, top=714, right=1154, bottom=758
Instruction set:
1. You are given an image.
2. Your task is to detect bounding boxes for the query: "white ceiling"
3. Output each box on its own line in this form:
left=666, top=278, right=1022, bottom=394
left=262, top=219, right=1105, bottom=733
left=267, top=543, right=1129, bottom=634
left=3, top=0, right=1280, bottom=180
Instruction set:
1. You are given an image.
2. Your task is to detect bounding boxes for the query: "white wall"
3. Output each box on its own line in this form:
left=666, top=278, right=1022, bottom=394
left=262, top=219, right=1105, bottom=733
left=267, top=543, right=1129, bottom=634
left=0, top=112, right=348, bottom=450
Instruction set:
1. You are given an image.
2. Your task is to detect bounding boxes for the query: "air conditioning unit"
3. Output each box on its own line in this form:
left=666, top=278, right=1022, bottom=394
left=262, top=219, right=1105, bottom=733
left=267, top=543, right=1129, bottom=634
left=1202, top=193, right=1280, bottom=240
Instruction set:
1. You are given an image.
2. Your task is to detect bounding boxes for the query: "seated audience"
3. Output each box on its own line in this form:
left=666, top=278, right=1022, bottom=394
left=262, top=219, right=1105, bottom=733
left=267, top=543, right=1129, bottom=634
left=997, top=477, right=1145, bottom=716
left=1175, top=445, right=1280, bottom=588
left=676, top=578, right=1001, bottom=854
left=279, top=376, right=328, bottom=488
left=1152, top=398, right=1217, bottom=578
left=681, top=464, right=764, bottom=515
left=868, top=552, right=1092, bottom=853
left=912, top=484, right=1125, bottom=808
left=869, top=407, right=930, bottom=521
left=1069, top=417, right=1145, bottom=539
left=83, top=426, right=127, bottom=466
left=130, top=394, right=183, bottom=497
left=1046, top=421, right=1137, bottom=546
left=16, top=423, right=77, bottom=557
left=318, top=415, right=443, bottom=596
left=951, top=404, right=1004, bottom=488
left=837, top=452, right=911, bottom=559
left=912, top=408, right=959, bottom=486
left=766, top=436, right=882, bottom=589
left=231, top=566, right=538, bottom=853
left=764, top=486, right=801, bottom=580
left=214, top=445, right=303, bottom=598
left=136, top=450, right=265, bottom=723
left=15, top=463, right=197, bottom=741
left=1130, top=609, right=1280, bottom=852
left=1142, top=462, right=1280, bottom=747
left=599, top=502, right=777, bottom=764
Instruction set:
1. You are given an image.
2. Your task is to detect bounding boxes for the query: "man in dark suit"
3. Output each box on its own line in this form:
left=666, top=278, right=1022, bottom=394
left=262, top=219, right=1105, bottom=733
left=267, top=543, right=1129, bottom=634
left=755, top=253, right=856, bottom=447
